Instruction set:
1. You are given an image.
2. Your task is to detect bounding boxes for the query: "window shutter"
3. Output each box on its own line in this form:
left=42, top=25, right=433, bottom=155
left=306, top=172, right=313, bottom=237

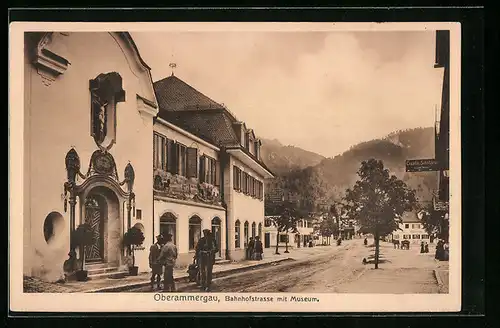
left=160, top=137, right=166, bottom=171
left=199, top=155, right=205, bottom=183
left=166, top=140, right=175, bottom=173
left=186, top=147, right=198, bottom=178
left=171, top=142, right=179, bottom=174
left=215, top=160, right=220, bottom=186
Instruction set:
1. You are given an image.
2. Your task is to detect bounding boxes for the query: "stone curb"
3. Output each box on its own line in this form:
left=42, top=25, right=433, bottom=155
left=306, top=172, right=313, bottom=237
left=433, top=269, right=444, bottom=290
left=85, top=258, right=293, bottom=293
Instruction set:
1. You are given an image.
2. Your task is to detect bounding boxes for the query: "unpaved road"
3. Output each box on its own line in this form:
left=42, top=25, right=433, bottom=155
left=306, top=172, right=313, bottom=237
left=126, top=241, right=368, bottom=293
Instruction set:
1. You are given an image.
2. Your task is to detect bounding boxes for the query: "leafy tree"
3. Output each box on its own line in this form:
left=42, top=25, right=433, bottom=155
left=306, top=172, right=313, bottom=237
left=270, top=201, right=304, bottom=254
left=418, top=202, right=448, bottom=242
left=318, top=216, right=338, bottom=244
left=343, top=159, right=417, bottom=268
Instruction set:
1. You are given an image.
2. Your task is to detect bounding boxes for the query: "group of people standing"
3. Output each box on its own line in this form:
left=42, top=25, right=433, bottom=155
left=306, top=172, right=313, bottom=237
left=148, top=233, right=178, bottom=292
left=149, top=228, right=219, bottom=292
left=420, top=241, right=430, bottom=253
left=435, top=239, right=450, bottom=261
left=246, top=236, right=264, bottom=260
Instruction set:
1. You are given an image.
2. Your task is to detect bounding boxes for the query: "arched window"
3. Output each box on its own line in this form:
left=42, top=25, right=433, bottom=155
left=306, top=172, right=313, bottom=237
left=251, top=222, right=256, bottom=238
left=160, top=212, right=177, bottom=245
left=258, top=223, right=262, bottom=240
left=235, top=220, right=241, bottom=248
left=211, top=217, right=222, bottom=257
left=244, top=221, right=249, bottom=247
left=189, top=215, right=202, bottom=250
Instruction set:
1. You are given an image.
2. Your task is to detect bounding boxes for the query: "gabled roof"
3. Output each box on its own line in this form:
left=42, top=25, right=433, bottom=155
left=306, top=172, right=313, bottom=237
left=159, top=109, right=241, bottom=148
left=153, top=74, right=274, bottom=177
left=401, top=211, right=419, bottom=223
left=154, top=75, right=223, bottom=112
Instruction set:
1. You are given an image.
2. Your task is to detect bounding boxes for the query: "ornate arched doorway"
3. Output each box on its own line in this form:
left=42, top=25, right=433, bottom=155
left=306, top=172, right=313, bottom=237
left=81, top=185, right=121, bottom=266
left=211, top=217, right=222, bottom=258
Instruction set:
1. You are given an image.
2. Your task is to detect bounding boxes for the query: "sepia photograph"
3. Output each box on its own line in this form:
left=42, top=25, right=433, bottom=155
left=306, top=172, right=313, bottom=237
left=9, top=22, right=461, bottom=312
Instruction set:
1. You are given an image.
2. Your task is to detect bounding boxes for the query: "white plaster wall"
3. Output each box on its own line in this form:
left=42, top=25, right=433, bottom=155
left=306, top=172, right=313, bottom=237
left=153, top=198, right=225, bottom=267
left=25, top=32, right=155, bottom=281
left=228, top=157, right=265, bottom=260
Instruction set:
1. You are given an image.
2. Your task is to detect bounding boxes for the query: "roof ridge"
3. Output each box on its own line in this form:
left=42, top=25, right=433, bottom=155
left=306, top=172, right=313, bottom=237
left=154, top=75, right=223, bottom=108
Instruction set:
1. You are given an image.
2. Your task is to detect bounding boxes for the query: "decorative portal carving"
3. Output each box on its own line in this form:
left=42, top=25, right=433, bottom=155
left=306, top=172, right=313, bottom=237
left=85, top=150, right=120, bottom=181
left=31, top=32, right=70, bottom=86
left=89, top=72, right=126, bottom=151
left=124, top=163, right=135, bottom=193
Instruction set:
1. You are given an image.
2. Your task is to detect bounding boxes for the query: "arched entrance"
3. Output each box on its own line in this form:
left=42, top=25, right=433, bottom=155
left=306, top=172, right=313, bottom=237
left=211, top=217, right=222, bottom=258
left=81, top=186, right=121, bottom=266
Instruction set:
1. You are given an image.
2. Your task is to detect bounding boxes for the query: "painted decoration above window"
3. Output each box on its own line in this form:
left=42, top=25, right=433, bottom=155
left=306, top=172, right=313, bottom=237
left=153, top=169, right=222, bottom=207
left=89, top=72, right=126, bottom=151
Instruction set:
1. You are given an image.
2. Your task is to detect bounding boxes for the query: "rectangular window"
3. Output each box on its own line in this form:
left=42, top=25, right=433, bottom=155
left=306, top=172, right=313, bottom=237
left=412, top=234, right=421, bottom=239
left=412, top=224, right=420, bottom=229
left=279, top=234, right=289, bottom=243
left=167, top=140, right=178, bottom=174
left=404, top=224, right=409, bottom=229
left=422, top=234, right=429, bottom=239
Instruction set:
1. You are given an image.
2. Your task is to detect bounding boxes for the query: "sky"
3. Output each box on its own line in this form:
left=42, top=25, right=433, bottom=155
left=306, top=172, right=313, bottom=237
left=132, top=31, right=443, bottom=158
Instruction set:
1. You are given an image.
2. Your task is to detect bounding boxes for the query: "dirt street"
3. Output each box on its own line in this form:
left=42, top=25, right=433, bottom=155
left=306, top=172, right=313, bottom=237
left=127, top=241, right=368, bottom=293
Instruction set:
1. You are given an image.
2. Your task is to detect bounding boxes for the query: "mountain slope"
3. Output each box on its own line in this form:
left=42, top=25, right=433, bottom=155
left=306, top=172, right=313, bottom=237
left=260, top=138, right=325, bottom=176
left=263, top=127, right=437, bottom=210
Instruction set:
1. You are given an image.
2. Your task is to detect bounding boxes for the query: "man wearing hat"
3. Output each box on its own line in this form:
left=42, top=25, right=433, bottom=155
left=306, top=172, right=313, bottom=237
left=148, top=234, right=164, bottom=290
left=157, top=233, right=178, bottom=292
left=195, top=228, right=218, bottom=291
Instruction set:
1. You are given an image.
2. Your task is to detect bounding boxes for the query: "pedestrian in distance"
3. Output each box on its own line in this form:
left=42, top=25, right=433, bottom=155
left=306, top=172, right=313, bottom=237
left=157, top=233, right=178, bottom=292
left=253, top=236, right=264, bottom=261
left=364, top=237, right=368, bottom=246
left=424, top=242, right=429, bottom=253
left=435, top=239, right=444, bottom=260
left=196, top=229, right=218, bottom=291
left=148, top=235, right=164, bottom=290
left=420, top=241, right=425, bottom=254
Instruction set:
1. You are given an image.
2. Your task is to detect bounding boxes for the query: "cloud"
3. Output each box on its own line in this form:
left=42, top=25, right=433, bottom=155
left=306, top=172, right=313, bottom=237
left=132, top=31, right=442, bottom=157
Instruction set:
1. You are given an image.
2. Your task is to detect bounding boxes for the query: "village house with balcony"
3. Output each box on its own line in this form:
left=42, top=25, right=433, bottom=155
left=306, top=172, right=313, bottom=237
left=153, top=75, right=274, bottom=264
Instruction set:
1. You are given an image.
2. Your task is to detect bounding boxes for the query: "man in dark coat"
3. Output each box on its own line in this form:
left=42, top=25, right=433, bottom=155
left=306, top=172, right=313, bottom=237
left=195, top=229, right=218, bottom=291
left=253, top=236, right=264, bottom=260
left=148, top=235, right=163, bottom=290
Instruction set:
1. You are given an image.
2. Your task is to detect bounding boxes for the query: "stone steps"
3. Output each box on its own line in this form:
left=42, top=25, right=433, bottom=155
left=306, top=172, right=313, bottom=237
left=86, top=263, right=128, bottom=280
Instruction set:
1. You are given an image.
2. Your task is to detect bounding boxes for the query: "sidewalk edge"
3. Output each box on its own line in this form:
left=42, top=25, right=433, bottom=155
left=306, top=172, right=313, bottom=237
left=85, top=258, right=292, bottom=293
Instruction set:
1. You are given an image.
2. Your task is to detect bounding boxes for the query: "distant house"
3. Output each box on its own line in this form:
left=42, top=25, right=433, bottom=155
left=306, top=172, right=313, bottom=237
left=263, top=216, right=314, bottom=249
left=392, top=212, right=431, bottom=244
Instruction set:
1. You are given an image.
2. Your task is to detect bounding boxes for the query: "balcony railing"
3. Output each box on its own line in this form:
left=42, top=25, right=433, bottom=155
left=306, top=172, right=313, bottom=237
left=153, top=168, right=222, bottom=207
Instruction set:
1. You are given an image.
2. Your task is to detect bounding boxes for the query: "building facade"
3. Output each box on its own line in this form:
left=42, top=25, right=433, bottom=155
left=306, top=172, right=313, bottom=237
left=153, top=75, right=274, bottom=263
left=23, top=32, right=158, bottom=281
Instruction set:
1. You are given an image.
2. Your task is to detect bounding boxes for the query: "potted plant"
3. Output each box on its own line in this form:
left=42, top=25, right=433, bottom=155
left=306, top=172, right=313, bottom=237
left=72, top=223, right=93, bottom=282
left=123, top=226, right=145, bottom=276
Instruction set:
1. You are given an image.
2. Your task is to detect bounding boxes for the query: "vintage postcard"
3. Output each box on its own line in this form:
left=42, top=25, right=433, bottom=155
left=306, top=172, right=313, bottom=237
left=9, top=21, right=461, bottom=312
